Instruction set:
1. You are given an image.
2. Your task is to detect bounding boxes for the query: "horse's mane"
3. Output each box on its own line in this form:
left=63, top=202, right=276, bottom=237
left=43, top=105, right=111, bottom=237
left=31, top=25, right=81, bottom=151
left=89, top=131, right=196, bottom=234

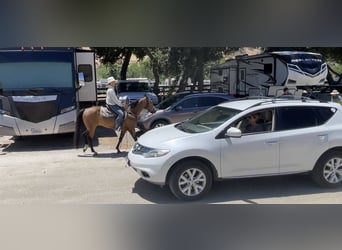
left=129, top=99, right=139, bottom=109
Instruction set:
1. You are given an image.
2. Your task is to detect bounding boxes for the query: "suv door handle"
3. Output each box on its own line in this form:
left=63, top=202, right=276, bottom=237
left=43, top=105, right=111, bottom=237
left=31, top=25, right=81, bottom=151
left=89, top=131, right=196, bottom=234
left=265, top=141, right=278, bottom=145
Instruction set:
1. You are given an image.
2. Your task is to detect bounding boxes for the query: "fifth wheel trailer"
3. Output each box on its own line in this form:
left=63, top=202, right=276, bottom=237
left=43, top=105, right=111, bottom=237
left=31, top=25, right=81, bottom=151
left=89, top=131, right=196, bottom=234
left=210, top=51, right=328, bottom=97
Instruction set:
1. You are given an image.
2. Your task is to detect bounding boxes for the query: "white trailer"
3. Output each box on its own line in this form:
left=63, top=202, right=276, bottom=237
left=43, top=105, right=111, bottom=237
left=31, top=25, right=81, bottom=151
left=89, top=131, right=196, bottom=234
left=210, top=51, right=328, bottom=97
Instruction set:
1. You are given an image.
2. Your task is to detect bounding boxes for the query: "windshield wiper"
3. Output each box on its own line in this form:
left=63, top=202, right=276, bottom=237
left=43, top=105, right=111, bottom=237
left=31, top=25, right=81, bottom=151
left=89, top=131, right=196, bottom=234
left=26, top=88, right=45, bottom=95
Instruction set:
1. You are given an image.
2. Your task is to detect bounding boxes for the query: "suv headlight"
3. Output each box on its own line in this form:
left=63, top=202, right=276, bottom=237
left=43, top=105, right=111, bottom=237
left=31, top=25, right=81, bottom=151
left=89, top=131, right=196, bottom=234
left=143, top=149, right=170, bottom=158
left=132, top=143, right=169, bottom=158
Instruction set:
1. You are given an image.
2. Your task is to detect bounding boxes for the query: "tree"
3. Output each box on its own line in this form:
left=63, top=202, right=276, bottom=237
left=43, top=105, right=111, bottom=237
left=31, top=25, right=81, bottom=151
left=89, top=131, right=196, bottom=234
left=143, top=47, right=169, bottom=93
left=94, top=47, right=235, bottom=93
left=167, top=47, right=236, bottom=91
left=95, top=47, right=147, bottom=80
left=95, top=47, right=171, bottom=94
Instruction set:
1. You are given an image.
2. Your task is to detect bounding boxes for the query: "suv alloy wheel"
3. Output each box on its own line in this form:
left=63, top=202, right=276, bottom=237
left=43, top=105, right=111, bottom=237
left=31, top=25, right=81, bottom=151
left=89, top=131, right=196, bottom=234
left=169, top=160, right=213, bottom=201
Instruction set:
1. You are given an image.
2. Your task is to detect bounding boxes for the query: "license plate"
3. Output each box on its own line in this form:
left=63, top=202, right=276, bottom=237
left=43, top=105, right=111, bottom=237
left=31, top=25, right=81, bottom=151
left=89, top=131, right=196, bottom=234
left=30, top=128, right=42, bottom=134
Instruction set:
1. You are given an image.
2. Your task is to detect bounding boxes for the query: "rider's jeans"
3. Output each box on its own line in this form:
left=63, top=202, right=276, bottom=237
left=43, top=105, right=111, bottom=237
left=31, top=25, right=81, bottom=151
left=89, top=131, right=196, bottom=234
left=108, top=104, right=124, bottom=130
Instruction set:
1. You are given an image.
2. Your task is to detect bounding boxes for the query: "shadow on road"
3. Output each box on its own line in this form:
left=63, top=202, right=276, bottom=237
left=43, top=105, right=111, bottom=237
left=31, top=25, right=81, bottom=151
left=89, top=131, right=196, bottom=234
left=1, top=126, right=117, bottom=152
left=77, top=151, right=128, bottom=159
left=132, top=174, right=342, bottom=204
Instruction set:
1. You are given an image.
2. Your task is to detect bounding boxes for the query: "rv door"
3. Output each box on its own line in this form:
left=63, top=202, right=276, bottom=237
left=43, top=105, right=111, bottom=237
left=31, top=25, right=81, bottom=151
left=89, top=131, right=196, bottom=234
left=75, top=51, right=97, bottom=103
left=229, top=68, right=237, bottom=95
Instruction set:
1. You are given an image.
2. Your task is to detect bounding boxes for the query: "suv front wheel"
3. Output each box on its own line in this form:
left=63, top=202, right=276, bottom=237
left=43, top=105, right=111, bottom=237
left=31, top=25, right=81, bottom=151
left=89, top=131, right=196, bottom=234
left=312, top=150, right=342, bottom=188
left=169, top=160, right=212, bottom=201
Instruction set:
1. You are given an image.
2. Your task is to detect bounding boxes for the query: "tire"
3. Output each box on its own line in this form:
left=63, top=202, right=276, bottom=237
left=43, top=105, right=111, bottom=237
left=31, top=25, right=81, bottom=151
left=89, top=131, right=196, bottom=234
left=169, top=160, right=212, bottom=201
left=151, top=120, right=169, bottom=129
left=312, top=150, right=342, bottom=188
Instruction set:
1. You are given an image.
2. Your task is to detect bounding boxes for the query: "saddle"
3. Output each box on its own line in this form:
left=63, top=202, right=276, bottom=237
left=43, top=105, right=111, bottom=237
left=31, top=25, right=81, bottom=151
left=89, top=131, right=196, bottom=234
left=100, top=106, right=128, bottom=119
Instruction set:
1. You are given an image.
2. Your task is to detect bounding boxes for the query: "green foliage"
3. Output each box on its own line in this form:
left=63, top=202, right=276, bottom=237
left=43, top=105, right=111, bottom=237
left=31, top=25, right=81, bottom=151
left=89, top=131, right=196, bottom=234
left=96, top=63, right=121, bottom=80
left=94, top=47, right=247, bottom=88
left=127, top=58, right=154, bottom=79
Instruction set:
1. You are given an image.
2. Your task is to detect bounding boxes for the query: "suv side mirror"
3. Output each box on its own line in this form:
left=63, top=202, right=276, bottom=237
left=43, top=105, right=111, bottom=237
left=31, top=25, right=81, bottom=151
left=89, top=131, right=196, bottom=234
left=225, top=127, right=242, bottom=138
left=175, top=106, right=183, bottom=111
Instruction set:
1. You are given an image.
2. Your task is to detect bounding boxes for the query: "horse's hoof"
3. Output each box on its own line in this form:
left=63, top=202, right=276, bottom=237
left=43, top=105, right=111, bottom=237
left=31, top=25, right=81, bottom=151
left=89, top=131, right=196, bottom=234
left=93, top=151, right=98, bottom=155
left=83, top=145, right=88, bottom=152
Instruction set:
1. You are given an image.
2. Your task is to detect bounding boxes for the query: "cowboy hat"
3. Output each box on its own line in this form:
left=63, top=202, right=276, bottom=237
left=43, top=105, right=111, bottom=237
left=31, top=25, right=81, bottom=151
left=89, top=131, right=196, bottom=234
left=107, top=76, right=117, bottom=85
left=330, top=89, right=340, bottom=95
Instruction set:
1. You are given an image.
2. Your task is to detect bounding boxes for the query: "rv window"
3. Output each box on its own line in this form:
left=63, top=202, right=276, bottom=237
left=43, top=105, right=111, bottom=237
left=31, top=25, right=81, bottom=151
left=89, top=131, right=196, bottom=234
left=78, top=64, right=93, bottom=82
left=264, top=64, right=272, bottom=74
left=240, top=68, right=246, bottom=81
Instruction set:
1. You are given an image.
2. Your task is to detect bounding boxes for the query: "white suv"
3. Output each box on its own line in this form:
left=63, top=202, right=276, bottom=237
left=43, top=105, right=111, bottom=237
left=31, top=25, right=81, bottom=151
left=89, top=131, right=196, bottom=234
left=128, top=98, right=342, bottom=201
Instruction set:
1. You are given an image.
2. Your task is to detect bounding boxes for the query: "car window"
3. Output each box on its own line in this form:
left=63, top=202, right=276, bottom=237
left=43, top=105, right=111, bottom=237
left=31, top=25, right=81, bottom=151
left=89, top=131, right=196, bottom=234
left=275, top=106, right=335, bottom=131
left=176, top=106, right=240, bottom=133
left=232, top=109, right=274, bottom=134
left=198, top=96, right=229, bottom=107
left=157, top=93, right=189, bottom=109
left=177, top=97, right=199, bottom=109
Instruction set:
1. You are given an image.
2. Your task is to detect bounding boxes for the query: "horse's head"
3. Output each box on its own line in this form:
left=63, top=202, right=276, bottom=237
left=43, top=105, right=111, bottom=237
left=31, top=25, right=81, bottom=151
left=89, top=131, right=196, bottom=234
left=143, top=95, right=157, bottom=114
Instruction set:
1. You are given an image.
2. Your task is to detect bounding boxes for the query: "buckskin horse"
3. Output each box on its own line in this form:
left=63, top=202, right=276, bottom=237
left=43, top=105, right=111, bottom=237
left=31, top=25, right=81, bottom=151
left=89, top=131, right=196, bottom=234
left=75, top=95, right=156, bottom=154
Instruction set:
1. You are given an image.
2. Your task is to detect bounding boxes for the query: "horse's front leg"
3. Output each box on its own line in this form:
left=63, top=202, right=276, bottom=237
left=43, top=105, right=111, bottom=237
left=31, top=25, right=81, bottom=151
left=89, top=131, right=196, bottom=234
left=128, top=127, right=137, bottom=141
left=115, top=129, right=126, bottom=153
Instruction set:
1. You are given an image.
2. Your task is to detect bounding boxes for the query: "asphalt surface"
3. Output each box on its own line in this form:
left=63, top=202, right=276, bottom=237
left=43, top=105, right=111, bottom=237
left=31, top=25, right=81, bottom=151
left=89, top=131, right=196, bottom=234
left=1, top=127, right=342, bottom=204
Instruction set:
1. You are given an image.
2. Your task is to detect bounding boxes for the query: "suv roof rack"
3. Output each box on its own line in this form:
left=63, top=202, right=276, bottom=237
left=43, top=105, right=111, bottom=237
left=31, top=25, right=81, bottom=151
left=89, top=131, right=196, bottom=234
left=246, top=96, right=328, bottom=109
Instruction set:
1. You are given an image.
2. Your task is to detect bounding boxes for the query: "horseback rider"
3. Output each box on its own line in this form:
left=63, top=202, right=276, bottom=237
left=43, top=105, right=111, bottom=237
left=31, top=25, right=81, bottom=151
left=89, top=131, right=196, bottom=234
left=106, top=76, right=124, bottom=131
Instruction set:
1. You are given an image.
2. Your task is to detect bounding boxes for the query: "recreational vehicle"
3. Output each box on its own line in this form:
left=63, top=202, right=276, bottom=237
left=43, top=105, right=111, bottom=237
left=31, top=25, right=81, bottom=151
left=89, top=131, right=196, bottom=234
left=210, top=51, right=328, bottom=97
left=0, top=47, right=97, bottom=136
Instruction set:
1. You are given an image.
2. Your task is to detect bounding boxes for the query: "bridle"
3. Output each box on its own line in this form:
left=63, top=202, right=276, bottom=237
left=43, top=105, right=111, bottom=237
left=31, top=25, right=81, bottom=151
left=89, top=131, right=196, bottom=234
left=144, top=96, right=156, bottom=113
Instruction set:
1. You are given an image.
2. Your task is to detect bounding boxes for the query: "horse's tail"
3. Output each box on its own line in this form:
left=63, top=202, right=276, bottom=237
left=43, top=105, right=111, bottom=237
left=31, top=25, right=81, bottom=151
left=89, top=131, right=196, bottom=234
left=73, top=108, right=85, bottom=148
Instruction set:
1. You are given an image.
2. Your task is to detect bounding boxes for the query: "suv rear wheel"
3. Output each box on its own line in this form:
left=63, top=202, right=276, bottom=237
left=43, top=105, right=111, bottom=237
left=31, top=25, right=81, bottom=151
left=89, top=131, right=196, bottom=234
left=169, top=160, right=212, bottom=201
left=312, top=150, right=342, bottom=188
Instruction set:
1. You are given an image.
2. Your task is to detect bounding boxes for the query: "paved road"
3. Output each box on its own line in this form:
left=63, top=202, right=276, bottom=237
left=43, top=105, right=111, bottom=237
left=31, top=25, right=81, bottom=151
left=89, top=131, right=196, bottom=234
left=1, top=130, right=342, bottom=204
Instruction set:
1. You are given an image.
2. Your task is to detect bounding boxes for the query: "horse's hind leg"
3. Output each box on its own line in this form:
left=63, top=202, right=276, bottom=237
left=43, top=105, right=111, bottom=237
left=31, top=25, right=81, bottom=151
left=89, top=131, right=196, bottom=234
left=82, top=131, right=89, bottom=152
left=82, top=130, right=97, bottom=155
left=88, top=135, right=97, bottom=155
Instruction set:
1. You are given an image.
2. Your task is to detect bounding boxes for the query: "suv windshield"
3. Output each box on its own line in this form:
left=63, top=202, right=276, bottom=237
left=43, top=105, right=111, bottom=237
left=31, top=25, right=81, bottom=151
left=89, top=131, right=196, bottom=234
left=117, top=81, right=150, bottom=93
left=176, top=106, right=240, bottom=133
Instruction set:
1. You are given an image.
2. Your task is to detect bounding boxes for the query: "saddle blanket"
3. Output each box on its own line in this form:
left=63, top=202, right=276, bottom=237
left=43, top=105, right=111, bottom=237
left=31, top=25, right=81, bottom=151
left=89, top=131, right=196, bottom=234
left=100, top=106, right=116, bottom=118
left=100, top=106, right=128, bottom=119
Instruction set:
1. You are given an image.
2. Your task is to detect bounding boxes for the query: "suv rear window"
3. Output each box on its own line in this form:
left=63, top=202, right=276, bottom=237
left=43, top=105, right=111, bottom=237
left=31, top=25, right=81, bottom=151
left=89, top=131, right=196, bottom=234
left=275, top=106, right=335, bottom=131
left=117, top=81, right=150, bottom=93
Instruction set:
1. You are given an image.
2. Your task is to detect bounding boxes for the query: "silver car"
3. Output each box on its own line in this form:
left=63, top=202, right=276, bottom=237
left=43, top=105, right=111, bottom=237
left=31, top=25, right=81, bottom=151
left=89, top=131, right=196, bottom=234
left=129, top=98, right=342, bottom=201
left=137, top=92, right=234, bottom=131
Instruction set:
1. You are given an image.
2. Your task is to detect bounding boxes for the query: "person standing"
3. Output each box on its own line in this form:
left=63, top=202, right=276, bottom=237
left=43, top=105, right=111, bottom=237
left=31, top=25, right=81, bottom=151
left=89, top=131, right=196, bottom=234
left=330, top=89, right=342, bottom=103
left=283, top=87, right=293, bottom=95
left=106, top=76, right=124, bottom=131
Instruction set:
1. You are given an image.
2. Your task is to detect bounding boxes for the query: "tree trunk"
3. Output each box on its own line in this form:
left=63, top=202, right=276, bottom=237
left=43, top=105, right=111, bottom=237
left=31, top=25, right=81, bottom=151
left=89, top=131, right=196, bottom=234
left=120, top=50, right=132, bottom=80
left=195, top=49, right=204, bottom=91
left=145, top=48, right=160, bottom=95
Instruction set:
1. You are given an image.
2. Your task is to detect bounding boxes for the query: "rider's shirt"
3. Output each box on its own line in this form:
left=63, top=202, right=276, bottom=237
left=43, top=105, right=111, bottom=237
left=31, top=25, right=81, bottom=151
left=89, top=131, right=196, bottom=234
left=106, top=87, right=122, bottom=107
